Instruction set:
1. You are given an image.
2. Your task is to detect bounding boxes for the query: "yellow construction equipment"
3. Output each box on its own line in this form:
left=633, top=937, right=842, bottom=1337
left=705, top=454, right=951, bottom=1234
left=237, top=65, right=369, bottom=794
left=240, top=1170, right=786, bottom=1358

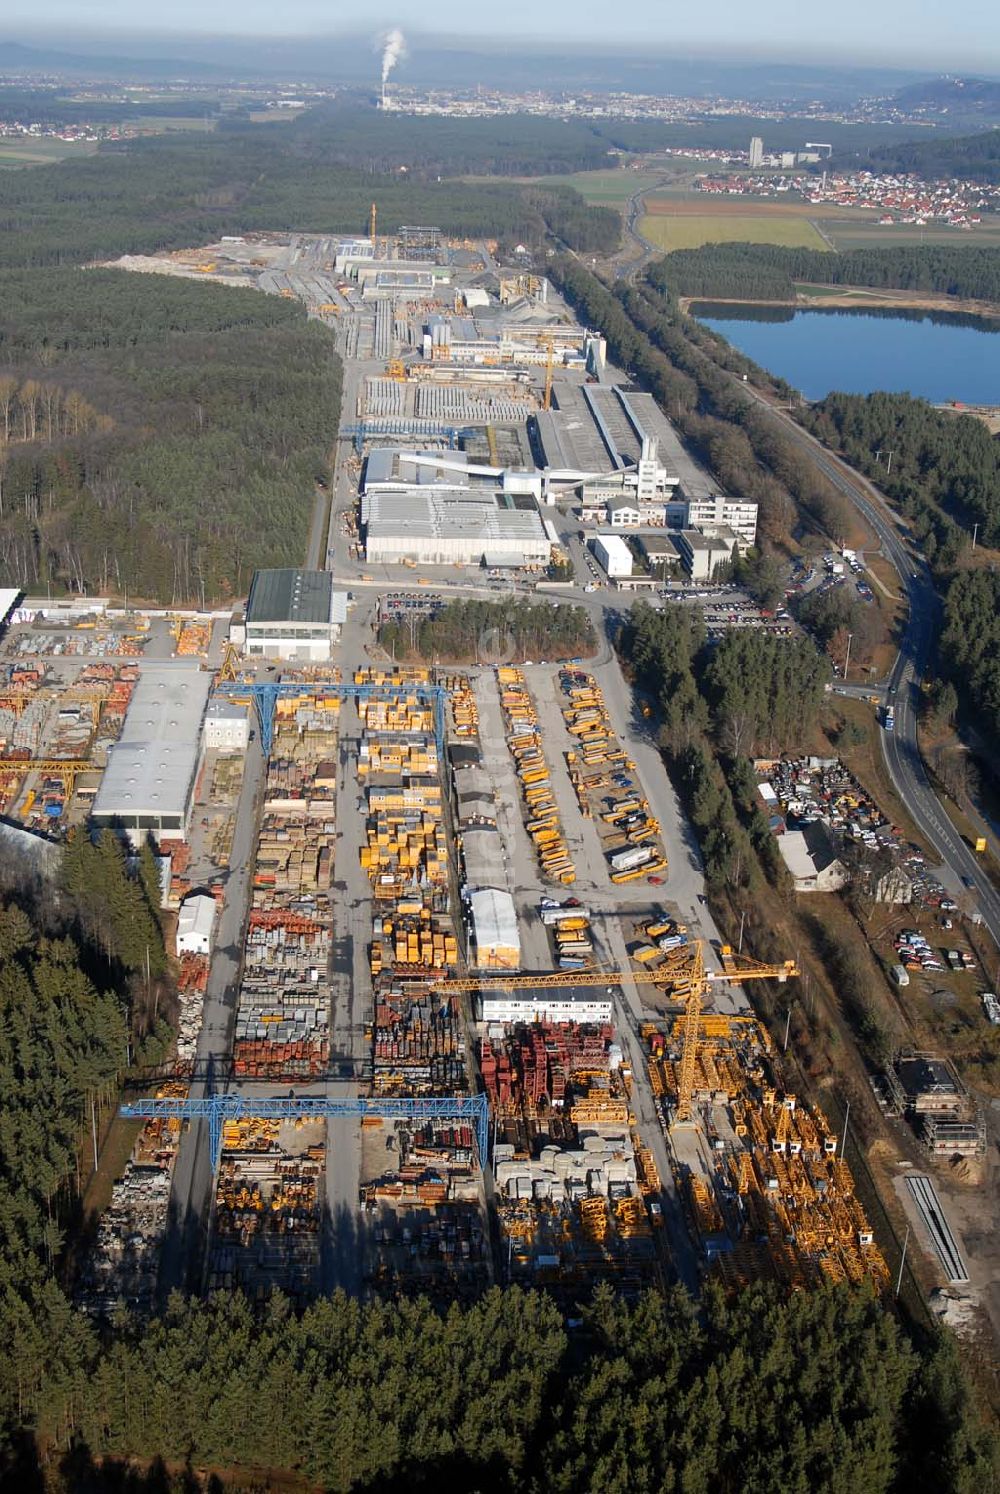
left=369, top=201, right=377, bottom=245
left=434, top=941, right=798, bottom=1124
left=218, top=639, right=242, bottom=684
left=486, top=423, right=499, bottom=466
left=386, top=358, right=405, bottom=380
left=25, top=759, right=93, bottom=791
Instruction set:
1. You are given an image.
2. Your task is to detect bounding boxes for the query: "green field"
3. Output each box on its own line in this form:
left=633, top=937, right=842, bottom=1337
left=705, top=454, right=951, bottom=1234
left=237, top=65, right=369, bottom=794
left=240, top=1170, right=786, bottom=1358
left=825, top=219, right=1000, bottom=250
left=0, top=137, right=97, bottom=169
left=639, top=211, right=830, bottom=251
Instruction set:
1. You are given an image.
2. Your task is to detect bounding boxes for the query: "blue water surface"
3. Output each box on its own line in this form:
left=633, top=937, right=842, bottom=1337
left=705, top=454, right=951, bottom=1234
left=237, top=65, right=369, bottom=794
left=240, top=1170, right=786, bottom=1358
left=693, top=304, right=1000, bottom=405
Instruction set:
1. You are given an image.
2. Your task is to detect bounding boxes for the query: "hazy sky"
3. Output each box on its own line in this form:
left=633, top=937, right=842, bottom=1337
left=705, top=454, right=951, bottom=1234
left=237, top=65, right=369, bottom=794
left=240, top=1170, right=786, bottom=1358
left=6, top=1, right=1000, bottom=71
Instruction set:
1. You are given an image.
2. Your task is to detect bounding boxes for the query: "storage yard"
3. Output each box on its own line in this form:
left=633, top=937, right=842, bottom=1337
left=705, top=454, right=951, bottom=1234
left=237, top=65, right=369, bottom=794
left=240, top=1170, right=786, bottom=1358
left=234, top=685, right=339, bottom=1079
left=642, top=1009, right=891, bottom=1292
left=36, top=215, right=995, bottom=1339
left=207, top=1116, right=326, bottom=1302
left=560, top=667, right=667, bottom=884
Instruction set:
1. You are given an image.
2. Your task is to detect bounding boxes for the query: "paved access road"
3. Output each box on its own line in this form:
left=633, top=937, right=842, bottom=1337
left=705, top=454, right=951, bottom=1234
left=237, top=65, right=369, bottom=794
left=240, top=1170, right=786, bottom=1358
left=742, top=388, right=1000, bottom=945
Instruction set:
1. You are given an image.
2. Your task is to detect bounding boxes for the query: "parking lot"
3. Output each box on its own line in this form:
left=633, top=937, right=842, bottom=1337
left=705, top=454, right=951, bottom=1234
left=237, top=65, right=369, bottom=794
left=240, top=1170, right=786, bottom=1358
left=657, top=585, right=797, bottom=639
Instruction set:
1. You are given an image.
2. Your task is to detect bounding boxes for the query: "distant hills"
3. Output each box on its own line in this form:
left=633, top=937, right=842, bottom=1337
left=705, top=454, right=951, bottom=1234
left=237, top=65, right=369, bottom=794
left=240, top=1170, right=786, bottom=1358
left=862, top=125, right=1000, bottom=183
left=0, top=39, right=232, bottom=79
left=891, top=75, right=1000, bottom=123
left=0, top=32, right=933, bottom=100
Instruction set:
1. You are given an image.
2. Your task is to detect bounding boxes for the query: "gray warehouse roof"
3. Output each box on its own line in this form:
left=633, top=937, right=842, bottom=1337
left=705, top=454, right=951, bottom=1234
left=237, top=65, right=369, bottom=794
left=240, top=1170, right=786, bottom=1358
left=364, top=490, right=547, bottom=546
left=93, top=664, right=211, bottom=821
left=246, top=569, right=332, bottom=626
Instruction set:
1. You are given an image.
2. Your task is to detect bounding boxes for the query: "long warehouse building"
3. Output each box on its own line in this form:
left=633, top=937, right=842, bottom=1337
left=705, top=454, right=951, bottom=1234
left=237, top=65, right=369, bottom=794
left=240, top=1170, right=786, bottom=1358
left=363, top=490, right=551, bottom=567
left=91, top=663, right=211, bottom=844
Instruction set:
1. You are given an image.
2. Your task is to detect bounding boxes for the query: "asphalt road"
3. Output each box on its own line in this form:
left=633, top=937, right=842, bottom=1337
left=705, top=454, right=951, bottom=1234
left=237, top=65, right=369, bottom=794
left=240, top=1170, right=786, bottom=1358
left=741, top=388, right=1000, bottom=944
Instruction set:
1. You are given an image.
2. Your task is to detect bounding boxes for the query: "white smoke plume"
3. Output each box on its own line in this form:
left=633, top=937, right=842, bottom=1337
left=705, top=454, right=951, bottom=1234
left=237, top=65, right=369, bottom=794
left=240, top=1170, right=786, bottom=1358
left=380, top=28, right=407, bottom=85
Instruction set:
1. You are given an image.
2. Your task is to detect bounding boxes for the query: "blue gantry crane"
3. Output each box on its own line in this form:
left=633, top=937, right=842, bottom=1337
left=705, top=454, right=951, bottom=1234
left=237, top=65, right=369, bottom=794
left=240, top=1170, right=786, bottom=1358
left=213, top=680, right=448, bottom=759
left=120, top=1092, right=490, bottom=1171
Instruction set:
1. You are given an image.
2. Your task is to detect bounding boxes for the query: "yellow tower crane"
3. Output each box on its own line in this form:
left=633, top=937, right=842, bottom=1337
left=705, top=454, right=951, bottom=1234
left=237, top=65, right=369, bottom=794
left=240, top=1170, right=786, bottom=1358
left=431, top=941, right=798, bottom=1125
left=369, top=201, right=377, bottom=246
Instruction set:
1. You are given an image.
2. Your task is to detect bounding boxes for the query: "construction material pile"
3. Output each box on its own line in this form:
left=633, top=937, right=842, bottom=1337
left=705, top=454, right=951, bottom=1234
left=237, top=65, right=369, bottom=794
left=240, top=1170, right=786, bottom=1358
left=76, top=1082, right=187, bottom=1319
left=372, top=984, right=466, bottom=1095
left=496, top=666, right=575, bottom=884
left=480, top=1018, right=615, bottom=1114
left=208, top=1117, right=325, bottom=1303
left=643, top=1015, right=890, bottom=1292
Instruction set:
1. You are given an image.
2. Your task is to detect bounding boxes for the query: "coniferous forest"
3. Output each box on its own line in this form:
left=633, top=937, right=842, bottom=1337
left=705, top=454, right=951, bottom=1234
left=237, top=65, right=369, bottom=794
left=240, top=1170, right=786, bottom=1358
left=649, top=243, right=1000, bottom=306
left=0, top=269, right=341, bottom=603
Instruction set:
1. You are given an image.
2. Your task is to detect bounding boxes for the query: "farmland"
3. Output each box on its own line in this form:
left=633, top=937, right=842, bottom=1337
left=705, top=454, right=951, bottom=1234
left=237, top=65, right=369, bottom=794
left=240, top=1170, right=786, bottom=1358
left=639, top=209, right=830, bottom=251
left=0, top=136, right=97, bottom=168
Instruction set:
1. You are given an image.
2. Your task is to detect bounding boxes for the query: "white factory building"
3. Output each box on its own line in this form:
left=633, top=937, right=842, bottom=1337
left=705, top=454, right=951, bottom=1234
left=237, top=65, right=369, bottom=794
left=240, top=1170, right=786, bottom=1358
left=535, top=385, right=682, bottom=491
left=364, top=489, right=551, bottom=567
left=591, top=533, right=634, bottom=579
left=237, top=569, right=347, bottom=662
left=479, top=985, right=614, bottom=1025
left=202, top=700, right=250, bottom=753
left=91, top=663, right=211, bottom=844
left=466, top=887, right=520, bottom=970
left=176, top=891, right=217, bottom=957
left=665, top=494, right=758, bottom=551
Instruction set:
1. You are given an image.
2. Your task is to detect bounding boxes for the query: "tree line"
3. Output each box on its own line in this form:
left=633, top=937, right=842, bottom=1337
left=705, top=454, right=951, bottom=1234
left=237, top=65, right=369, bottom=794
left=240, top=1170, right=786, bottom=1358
left=0, top=269, right=341, bottom=604
left=5, top=1276, right=997, bottom=1493
left=378, top=597, right=595, bottom=664
left=862, top=126, right=1000, bottom=186
left=0, top=129, right=619, bottom=269
left=804, top=391, right=999, bottom=551
left=649, top=243, right=1000, bottom=306
left=618, top=599, right=828, bottom=890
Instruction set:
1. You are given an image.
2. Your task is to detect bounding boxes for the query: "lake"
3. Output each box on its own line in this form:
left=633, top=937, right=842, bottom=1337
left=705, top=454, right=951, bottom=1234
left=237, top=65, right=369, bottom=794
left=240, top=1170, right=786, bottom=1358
left=692, top=304, right=1000, bottom=405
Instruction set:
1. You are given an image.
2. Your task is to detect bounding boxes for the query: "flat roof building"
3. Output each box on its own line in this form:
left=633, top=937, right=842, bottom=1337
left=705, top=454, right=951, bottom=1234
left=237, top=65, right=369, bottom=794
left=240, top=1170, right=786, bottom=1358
left=363, top=490, right=550, bottom=567
left=91, top=664, right=211, bottom=844
left=479, top=983, right=614, bottom=1025
left=243, top=569, right=347, bottom=662
left=591, top=533, right=634, bottom=579
left=675, top=528, right=739, bottom=581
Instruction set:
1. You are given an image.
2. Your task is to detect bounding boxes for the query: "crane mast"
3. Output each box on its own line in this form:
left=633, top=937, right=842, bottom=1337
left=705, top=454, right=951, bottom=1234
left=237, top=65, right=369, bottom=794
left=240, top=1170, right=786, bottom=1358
left=427, top=941, right=798, bottom=1126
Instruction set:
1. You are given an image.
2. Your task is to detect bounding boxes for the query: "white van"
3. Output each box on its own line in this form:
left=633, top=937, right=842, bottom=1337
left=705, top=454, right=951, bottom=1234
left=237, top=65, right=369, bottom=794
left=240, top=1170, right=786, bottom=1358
left=891, top=964, right=910, bottom=988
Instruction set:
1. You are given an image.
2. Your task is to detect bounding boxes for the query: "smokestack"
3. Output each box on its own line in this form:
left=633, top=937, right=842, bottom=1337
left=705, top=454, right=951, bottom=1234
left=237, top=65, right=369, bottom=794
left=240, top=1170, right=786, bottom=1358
left=378, top=27, right=406, bottom=108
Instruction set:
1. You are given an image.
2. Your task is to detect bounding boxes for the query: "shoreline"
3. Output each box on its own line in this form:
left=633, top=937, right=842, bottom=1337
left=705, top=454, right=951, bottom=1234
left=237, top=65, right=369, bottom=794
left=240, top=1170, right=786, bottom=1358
left=679, top=285, right=1000, bottom=320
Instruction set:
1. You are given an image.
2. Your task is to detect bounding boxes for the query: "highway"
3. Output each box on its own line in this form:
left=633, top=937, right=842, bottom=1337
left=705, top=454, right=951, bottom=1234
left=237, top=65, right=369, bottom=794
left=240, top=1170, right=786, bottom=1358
left=740, top=387, right=1000, bottom=944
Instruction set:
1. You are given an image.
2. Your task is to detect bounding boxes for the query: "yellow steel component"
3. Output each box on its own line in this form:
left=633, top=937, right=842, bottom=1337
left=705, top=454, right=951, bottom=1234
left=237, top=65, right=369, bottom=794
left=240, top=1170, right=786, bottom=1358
left=217, top=639, right=242, bottom=684
left=486, top=423, right=499, bottom=466
left=433, top=941, right=798, bottom=1125
left=370, top=201, right=377, bottom=245
left=387, top=358, right=405, bottom=380
left=543, top=334, right=554, bottom=412
left=23, top=759, right=92, bottom=791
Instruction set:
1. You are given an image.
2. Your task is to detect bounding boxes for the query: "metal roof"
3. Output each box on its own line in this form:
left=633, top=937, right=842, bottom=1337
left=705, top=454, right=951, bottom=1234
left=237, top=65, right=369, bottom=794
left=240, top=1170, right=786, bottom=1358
left=468, top=887, right=519, bottom=953
left=246, top=569, right=332, bottom=626
left=364, top=490, right=548, bottom=546
left=93, top=664, right=211, bottom=820
left=0, top=587, right=22, bottom=624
